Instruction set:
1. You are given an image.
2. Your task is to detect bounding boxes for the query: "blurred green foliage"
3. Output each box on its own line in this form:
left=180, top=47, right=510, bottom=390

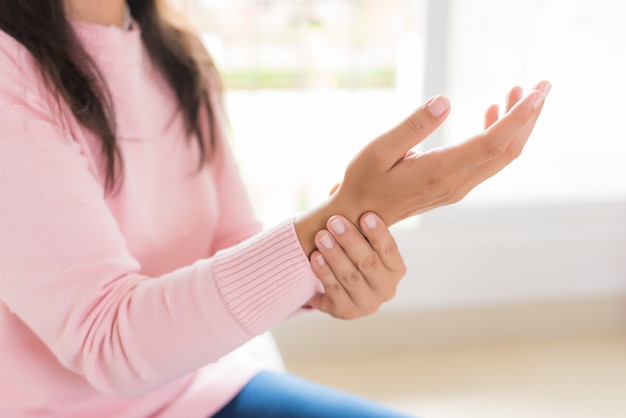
left=222, top=68, right=395, bottom=90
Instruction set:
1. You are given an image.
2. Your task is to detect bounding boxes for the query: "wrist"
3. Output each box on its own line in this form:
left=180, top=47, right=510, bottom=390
left=294, top=193, right=360, bottom=257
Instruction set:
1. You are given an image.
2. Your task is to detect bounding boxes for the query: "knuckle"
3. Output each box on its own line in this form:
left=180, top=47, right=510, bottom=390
left=433, top=174, right=464, bottom=204
left=422, top=164, right=449, bottom=192
left=397, top=262, right=407, bottom=278
left=357, top=253, right=379, bottom=272
left=436, top=185, right=456, bottom=202
left=416, top=152, right=452, bottom=193
left=324, top=282, right=343, bottom=294
left=341, top=269, right=361, bottom=286
left=407, top=114, right=427, bottom=137
left=379, top=243, right=398, bottom=259
left=423, top=173, right=443, bottom=192
left=451, top=184, right=473, bottom=205
left=336, top=308, right=359, bottom=320
left=506, top=141, right=524, bottom=161
left=448, top=190, right=465, bottom=204
left=366, top=146, right=388, bottom=170
left=377, top=273, right=401, bottom=301
left=365, top=302, right=380, bottom=316
left=370, top=147, right=387, bottom=167
left=381, top=286, right=396, bottom=302
left=484, top=136, right=507, bottom=159
left=358, top=142, right=386, bottom=171
left=507, top=150, right=521, bottom=161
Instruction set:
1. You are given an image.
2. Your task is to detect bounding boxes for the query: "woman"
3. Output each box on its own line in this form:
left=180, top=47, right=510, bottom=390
left=0, top=0, right=550, bottom=417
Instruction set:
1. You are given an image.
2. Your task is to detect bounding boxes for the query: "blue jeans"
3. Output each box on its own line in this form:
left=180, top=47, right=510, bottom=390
left=212, top=371, right=416, bottom=418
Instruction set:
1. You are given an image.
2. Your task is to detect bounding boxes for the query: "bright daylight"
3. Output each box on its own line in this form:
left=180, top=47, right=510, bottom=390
left=1, top=0, right=624, bottom=417
left=192, top=1, right=626, bottom=417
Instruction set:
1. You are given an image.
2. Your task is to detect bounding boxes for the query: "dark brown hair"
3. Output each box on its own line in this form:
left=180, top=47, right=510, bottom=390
left=0, top=0, right=219, bottom=191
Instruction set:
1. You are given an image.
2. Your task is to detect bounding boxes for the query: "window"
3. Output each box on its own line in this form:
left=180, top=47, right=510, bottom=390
left=442, top=0, right=626, bottom=207
left=188, top=0, right=428, bottom=226
left=187, top=0, right=626, bottom=226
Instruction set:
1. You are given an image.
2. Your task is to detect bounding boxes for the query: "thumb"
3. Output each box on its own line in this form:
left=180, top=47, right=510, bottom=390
left=366, top=95, right=450, bottom=169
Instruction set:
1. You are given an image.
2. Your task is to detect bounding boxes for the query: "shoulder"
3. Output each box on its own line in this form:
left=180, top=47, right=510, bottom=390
left=0, top=30, right=61, bottom=122
left=0, top=30, right=41, bottom=83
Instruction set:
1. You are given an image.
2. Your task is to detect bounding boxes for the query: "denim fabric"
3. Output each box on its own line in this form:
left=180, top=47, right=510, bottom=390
left=212, top=371, right=416, bottom=418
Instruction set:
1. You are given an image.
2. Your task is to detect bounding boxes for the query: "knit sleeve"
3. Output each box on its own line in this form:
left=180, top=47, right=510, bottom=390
left=0, top=38, right=320, bottom=398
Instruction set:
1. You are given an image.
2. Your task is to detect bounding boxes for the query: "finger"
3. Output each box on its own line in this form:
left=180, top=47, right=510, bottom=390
left=308, top=250, right=354, bottom=316
left=485, top=89, right=546, bottom=155
left=314, top=225, right=385, bottom=318
left=307, top=292, right=361, bottom=320
left=328, top=215, right=401, bottom=303
left=482, top=93, right=546, bottom=170
left=359, top=212, right=405, bottom=277
left=533, top=80, right=552, bottom=96
left=321, top=216, right=395, bottom=314
left=315, top=228, right=369, bottom=298
left=364, top=95, right=450, bottom=170
left=453, top=87, right=549, bottom=197
left=505, top=86, right=523, bottom=112
left=307, top=292, right=334, bottom=316
left=446, top=89, right=547, bottom=169
left=484, top=85, right=523, bottom=130
left=454, top=125, right=537, bottom=201
left=327, top=216, right=388, bottom=281
left=484, top=104, right=499, bottom=130
left=358, top=212, right=405, bottom=299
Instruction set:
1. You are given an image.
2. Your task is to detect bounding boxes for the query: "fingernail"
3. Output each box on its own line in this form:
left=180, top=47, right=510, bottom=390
left=364, top=214, right=378, bottom=229
left=320, top=233, right=334, bottom=249
left=532, top=92, right=546, bottom=110
left=542, top=82, right=552, bottom=96
left=427, top=95, right=448, bottom=117
left=330, top=218, right=346, bottom=235
left=315, top=254, right=325, bottom=266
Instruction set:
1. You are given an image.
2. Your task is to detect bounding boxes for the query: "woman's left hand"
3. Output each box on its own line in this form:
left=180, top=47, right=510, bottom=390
left=307, top=212, right=406, bottom=320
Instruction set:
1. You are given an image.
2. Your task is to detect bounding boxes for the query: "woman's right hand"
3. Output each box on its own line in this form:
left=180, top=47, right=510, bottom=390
left=308, top=212, right=406, bottom=320
left=295, top=81, right=551, bottom=256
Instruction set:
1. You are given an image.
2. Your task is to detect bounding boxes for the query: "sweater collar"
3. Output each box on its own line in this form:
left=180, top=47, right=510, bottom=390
left=69, top=13, right=143, bottom=65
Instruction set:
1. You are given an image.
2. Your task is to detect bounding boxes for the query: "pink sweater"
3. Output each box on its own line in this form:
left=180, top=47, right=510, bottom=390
left=0, top=20, right=321, bottom=418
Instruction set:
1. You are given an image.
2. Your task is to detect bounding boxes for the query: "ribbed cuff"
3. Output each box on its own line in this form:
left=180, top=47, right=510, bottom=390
left=212, top=219, right=320, bottom=334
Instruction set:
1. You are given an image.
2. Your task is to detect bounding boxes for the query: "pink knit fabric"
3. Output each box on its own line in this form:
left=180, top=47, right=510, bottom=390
left=0, top=20, right=321, bottom=417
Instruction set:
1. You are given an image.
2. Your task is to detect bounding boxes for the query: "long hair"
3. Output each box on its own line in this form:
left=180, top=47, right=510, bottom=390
left=0, top=0, right=219, bottom=191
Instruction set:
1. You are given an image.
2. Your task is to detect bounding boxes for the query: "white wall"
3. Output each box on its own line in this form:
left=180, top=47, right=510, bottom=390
left=389, top=199, right=626, bottom=312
